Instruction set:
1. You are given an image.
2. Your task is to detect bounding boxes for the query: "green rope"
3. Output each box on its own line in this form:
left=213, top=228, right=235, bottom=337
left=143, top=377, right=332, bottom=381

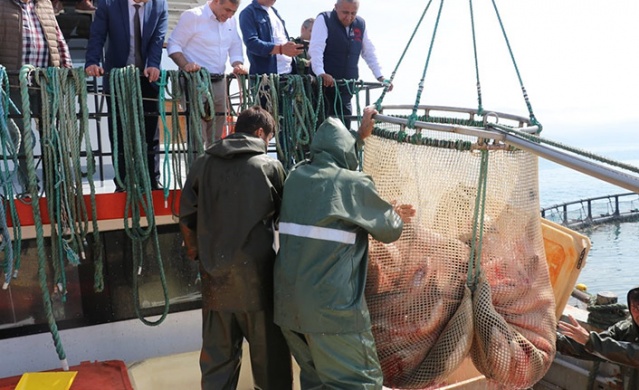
left=489, top=0, right=540, bottom=129
left=408, top=0, right=446, bottom=129
left=168, top=71, right=190, bottom=215
left=20, top=65, right=68, bottom=369
left=35, top=68, right=69, bottom=299
left=182, top=69, right=209, bottom=164
left=0, top=65, right=20, bottom=287
left=374, top=0, right=435, bottom=110
left=372, top=126, right=473, bottom=151
left=110, top=66, right=169, bottom=326
left=235, top=74, right=254, bottom=112
left=468, top=0, right=483, bottom=114
left=156, top=70, right=173, bottom=203
left=587, top=298, right=628, bottom=329
left=279, top=75, right=322, bottom=168
left=72, top=68, right=104, bottom=291
left=467, top=149, right=489, bottom=290
left=34, top=67, right=104, bottom=302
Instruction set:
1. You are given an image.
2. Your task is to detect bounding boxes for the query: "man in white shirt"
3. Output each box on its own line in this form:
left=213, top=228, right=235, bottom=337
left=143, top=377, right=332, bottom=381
left=167, top=0, right=248, bottom=147
left=309, top=0, right=391, bottom=129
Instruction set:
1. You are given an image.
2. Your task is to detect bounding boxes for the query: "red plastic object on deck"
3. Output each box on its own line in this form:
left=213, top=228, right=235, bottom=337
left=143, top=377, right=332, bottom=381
left=0, top=360, right=133, bottom=390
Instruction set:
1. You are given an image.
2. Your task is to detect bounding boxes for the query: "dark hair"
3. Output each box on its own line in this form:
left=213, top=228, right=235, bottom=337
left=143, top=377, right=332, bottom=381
left=629, top=288, right=639, bottom=303
left=234, top=106, right=276, bottom=137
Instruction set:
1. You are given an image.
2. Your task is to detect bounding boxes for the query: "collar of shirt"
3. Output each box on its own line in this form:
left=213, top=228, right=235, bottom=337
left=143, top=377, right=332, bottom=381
left=204, top=1, right=216, bottom=21
left=129, top=0, right=146, bottom=8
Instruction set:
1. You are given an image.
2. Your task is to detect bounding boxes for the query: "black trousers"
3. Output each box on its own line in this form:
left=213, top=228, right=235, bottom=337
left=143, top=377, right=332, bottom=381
left=106, top=77, right=160, bottom=189
left=200, top=308, right=293, bottom=390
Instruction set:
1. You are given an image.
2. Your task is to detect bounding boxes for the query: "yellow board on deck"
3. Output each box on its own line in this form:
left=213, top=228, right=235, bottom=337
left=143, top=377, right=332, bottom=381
left=541, top=218, right=591, bottom=319
left=15, top=372, right=77, bottom=390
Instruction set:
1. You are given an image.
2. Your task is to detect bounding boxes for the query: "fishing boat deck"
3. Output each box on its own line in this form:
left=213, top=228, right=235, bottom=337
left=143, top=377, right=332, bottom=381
left=127, top=343, right=488, bottom=390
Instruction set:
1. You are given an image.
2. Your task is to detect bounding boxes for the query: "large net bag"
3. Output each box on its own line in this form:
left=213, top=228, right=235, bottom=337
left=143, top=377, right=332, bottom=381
left=363, top=116, right=556, bottom=389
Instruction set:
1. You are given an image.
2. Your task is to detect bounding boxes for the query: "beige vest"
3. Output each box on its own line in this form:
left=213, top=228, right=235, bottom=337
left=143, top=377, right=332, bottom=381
left=0, top=0, right=62, bottom=74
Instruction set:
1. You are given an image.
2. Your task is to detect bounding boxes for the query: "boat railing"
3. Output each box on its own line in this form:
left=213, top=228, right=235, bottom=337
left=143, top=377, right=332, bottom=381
left=4, top=69, right=386, bottom=187
left=540, top=192, right=639, bottom=229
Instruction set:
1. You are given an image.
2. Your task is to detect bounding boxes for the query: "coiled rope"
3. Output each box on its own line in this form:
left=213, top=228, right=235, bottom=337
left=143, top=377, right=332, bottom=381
left=279, top=75, right=324, bottom=168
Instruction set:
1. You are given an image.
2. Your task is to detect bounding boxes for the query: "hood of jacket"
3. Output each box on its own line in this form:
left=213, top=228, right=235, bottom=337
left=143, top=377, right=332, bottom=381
left=309, top=117, right=360, bottom=171
left=628, top=286, right=639, bottom=328
left=206, top=132, right=267, bottom=158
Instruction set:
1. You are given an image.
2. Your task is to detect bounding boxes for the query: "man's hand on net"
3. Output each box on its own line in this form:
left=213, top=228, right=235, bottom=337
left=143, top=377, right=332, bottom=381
left=392, top=201, right=416, bottom=223
left=358, top=106, right=378, bottom=140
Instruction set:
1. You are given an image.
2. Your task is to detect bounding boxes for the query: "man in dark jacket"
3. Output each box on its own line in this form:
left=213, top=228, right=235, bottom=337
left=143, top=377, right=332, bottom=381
left=85, top=0, right=168, bottom=191
left=239, top=0, right=302, bottom=76
left=557, top=286, right=639, bottom=390
left=274, top=106, right=415, bottom=389
left=179, top=106, right=292, bottom=390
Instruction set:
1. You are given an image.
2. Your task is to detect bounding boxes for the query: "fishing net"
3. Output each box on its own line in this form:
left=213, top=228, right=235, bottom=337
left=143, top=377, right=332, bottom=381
left=364, top=117, right=556, bottom=389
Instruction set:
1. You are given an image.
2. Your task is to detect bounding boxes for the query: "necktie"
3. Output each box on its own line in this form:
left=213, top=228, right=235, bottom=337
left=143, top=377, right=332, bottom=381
left=133, top=4, right=143, bottom=68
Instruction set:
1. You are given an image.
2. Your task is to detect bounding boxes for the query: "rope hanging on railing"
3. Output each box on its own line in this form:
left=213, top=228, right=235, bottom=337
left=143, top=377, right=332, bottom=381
left=32, top=66, right=105, bottom=295
left=19, top=64, right=69, bottom=370
left=73, top=69, right=104, bottom=292
left=279, top=74, right=324, bottom=169
left=36, top=68, right=79, bottom=300
left=0, top=65, right=21, bottom=288
left=156, top=69, right=190, bottom=213
left=110, top=66, right=169, bottom=326
left=181, top=69, right=209, bottom=166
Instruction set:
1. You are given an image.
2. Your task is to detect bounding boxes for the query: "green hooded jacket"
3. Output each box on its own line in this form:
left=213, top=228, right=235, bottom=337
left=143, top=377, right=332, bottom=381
left=274, top=117, right=403, bottom=334
left=179, top=133, right=286, bottom=312
left=556, top=286, right=639, bottom=390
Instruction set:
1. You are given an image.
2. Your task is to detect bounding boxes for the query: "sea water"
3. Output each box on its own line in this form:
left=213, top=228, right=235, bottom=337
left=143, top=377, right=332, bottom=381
left=539, top=155, right=639, bottom=305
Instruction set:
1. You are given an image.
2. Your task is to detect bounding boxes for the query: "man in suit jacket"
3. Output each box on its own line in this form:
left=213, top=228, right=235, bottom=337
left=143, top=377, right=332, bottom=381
left=85, top=0, right=168, bottom=191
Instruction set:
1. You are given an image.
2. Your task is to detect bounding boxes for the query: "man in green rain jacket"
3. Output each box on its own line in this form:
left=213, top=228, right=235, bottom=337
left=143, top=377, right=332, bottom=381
left=557, top=286, right=639, bottom=390
left=274, top=107, right=415, bottom=389
left=180, top=106, right=292, bottom=390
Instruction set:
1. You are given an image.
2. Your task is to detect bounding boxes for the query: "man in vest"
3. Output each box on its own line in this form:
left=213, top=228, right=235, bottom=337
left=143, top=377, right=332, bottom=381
left=0, top=0, right=72, bottom=195
left=85, top=0, right=169, bottom=192
left=309, top=0, right=391, bottom=129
